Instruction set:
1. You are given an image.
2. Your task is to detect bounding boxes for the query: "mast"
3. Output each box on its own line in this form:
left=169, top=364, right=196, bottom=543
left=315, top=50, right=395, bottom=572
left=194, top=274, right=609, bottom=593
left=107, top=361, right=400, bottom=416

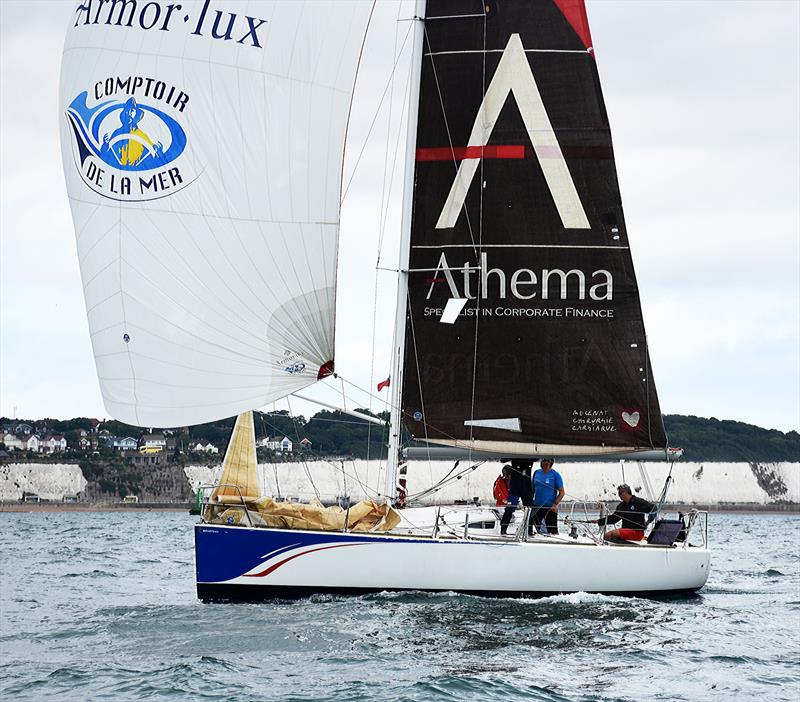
left=385, top=0, right=427, bottom=505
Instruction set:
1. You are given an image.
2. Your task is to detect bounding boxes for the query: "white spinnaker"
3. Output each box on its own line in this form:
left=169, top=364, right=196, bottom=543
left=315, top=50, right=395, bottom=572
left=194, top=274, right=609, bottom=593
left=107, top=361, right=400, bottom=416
left=59, top=1, right=372, bottom=427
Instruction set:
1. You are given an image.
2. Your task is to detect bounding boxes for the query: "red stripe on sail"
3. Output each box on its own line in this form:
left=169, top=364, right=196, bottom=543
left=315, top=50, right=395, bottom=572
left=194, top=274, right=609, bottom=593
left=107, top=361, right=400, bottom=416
left=553, top=0, right=594, bottom=57
left=416, top=145, right=525, bottom=161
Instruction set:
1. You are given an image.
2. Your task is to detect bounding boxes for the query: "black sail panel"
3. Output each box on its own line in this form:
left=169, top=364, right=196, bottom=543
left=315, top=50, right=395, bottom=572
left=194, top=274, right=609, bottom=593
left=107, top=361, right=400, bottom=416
left=401, top=0, right=667, bottom=451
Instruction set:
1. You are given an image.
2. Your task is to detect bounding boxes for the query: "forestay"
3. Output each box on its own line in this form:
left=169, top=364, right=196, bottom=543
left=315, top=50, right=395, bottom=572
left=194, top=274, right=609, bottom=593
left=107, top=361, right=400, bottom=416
left=59, top=0, right=372, bottom=427
left=400, top=0, right=667, bottom=455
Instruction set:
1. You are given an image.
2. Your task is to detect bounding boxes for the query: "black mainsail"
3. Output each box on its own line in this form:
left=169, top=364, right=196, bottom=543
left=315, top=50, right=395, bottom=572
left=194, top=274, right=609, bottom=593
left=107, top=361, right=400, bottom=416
left=400, top=0, right=667, bottom=456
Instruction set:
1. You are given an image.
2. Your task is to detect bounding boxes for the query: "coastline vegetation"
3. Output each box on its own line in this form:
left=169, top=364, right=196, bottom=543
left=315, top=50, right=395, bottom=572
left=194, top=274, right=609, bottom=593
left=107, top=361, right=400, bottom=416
left=0, top=412, right=796, bottom=502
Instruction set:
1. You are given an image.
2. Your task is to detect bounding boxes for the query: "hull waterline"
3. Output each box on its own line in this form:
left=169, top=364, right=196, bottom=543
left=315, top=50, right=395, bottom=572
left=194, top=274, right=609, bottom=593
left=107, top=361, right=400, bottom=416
left=195, top=524, right=710, bottom=602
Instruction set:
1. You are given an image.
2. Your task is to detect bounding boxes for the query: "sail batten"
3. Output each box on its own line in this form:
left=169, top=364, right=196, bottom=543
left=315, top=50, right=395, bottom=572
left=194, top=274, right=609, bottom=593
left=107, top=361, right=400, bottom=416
left=60, top=0, right=373, bottom=428
left=400, top=0, right=667, bottom=452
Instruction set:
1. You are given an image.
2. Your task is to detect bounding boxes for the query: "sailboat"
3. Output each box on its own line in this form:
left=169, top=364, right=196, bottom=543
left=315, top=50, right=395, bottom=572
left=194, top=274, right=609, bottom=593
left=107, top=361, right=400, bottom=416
left=59, top=0, right=710, bottom=599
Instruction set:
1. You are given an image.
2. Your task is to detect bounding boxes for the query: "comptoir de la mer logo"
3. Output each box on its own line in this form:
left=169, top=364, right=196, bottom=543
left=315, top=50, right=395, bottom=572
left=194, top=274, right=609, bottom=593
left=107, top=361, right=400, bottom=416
left=65, top=78, right=195, bottom=201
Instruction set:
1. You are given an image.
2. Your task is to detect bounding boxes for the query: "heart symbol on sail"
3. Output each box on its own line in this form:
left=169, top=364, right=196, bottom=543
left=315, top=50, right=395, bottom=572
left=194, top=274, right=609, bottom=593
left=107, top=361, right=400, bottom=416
left=622, top=411, right=640, bottom=428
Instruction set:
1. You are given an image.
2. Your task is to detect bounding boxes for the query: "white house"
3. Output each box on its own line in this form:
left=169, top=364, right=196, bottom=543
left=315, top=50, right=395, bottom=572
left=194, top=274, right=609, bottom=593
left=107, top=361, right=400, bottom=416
left=77, top=429, right=98, bottom=450
left=39, top=435, right=67, bottom=453
left=256, top=436, right=292, bottom=452
left=141, top=433, right=166, bottom=451
left=24, top=435, right=40, bottom=452
left=190, top=440, right=219, bottom=454
left=110, top=436, right=138, bottom=451
left=2, top=433, right=24, bottom=451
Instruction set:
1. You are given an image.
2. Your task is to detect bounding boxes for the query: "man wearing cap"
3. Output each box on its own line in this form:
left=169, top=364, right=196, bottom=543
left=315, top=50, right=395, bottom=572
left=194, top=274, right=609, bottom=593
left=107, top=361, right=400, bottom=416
left=530, top=458, right=565, bottom=535
left=596, top=484, right=655, bottom=541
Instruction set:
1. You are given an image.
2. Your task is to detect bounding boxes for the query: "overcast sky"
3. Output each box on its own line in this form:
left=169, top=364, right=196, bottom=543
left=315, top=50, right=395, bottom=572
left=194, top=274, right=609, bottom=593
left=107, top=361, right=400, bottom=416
left=1, top=0, right=798, bottom=433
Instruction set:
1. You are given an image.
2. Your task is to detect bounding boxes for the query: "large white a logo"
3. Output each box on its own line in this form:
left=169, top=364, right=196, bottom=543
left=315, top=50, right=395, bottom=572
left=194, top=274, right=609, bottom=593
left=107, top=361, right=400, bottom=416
left=436, top=34, right=590, bottom=230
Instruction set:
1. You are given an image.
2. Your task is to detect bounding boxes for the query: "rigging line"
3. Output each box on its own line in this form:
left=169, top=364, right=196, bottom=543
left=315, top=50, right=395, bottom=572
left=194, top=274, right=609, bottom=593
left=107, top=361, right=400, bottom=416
left=376, top=0, right=403, bottom=264
left=366, top=266, right=380, bottom=464
left=284, top=396, right=321, bottom=502
left=645, top=333, right=656, bottom=448
left=338, top=0, right=376, bottom=210
left=301, top=459, right=321, bottom=502
left=308, top=417, right=389, bottom=426
left=284, top=396, right=305, bottom=444
left=405, top=462, right=485, bottom=502
left=257, top=411, right=282, bottom=500
left=341, top=21, right=414, bottom=202
left=331, top=371, right=476, bottom=449
left=340, top=459, right=348, bottom=503
left=335, top=373, right=485, bottom=449
left=468, top=4, right=489, bottom=443
left=377, top=48, right=414, bottom=260
left=422, top=22, right=478, bottom=256
left=405, top=289, right=434, bottom=490
left=320, top=454, right=384, bottom=499
left=366, top=6, right=404, bottom=434
left=354, top=454, right=381, bottom=501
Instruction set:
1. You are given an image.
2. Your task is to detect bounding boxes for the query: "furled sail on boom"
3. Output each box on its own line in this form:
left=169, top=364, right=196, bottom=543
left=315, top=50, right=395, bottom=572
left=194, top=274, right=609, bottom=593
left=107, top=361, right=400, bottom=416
left=59, top=0, right=373, bottom=427
left=401, top=0, right=667, bottom=456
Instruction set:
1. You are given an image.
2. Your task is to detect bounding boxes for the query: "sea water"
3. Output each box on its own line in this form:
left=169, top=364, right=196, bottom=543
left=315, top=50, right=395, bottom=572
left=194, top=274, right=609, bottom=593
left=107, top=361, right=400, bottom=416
left=0, top=512, right=797, bottom=701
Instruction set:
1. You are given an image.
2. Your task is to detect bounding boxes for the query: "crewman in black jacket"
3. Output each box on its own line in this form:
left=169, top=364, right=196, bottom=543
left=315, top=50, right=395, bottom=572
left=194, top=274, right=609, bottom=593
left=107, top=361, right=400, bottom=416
left=596, top=484, right=655, bottom=541
left=499, top=459, right=534, bottom=535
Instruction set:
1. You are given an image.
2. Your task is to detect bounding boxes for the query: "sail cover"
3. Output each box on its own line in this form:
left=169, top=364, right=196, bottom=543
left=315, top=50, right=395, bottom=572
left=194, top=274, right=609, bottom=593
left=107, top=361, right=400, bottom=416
left=211, top=411, right=259, bottom=503
left=59, top=0, right=372, bottom=427
left=401, top=0, right=667, bottom=455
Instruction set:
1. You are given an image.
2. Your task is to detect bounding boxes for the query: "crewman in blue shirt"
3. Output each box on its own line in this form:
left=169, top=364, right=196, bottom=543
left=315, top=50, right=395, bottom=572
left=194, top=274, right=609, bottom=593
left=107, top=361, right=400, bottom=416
left=531, top=458, right=565, bottom=535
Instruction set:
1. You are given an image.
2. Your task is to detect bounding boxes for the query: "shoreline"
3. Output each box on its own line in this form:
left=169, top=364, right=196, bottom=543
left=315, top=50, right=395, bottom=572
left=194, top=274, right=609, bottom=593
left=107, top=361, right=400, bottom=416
left=0, top=501, right=797, bottom=514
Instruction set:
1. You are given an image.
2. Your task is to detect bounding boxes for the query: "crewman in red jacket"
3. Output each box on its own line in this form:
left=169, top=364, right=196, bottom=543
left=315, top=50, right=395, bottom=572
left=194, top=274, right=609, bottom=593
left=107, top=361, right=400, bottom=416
left=493, top=465, right=511, bottom=506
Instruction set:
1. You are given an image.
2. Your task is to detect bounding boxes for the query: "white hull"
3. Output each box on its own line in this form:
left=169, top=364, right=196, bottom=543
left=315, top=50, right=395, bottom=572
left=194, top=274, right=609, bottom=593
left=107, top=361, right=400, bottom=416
left=195, top=519, right=710, bottom=600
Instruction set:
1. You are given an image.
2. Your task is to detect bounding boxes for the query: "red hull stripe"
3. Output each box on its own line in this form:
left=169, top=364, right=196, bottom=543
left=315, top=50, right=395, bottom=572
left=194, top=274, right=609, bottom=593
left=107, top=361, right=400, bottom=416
left=416, top=145, right=525, bottom=161
left=244, top=543, right=364, bottom=578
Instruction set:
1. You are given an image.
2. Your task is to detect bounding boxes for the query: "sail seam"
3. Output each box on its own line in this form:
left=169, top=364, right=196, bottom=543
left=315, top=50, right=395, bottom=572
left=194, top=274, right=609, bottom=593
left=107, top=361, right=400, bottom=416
left=96, top=392, right=292, bottom=410
left=412, top=244, right=630, bottom=249
left=422, top=22, right=479, bottom=254
left=129, top=213, right=284, bottom=344
left=66, top=197, right=338, bottom=225
left=425, top=49, right=590, bottom=56
left=426, top=14, right=485, bottom=20
left=61, top=47, right=354, bottom=94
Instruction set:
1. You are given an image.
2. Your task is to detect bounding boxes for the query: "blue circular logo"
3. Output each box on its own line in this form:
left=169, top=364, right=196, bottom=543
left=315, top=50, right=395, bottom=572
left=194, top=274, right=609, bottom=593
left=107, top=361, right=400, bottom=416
left=68, top=92, right=186, bottom=172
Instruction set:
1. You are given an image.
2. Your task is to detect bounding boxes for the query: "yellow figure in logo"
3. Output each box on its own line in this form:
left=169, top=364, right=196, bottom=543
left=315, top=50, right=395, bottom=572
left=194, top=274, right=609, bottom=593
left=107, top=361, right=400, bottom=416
left=103, top=98, right=164, bottom=168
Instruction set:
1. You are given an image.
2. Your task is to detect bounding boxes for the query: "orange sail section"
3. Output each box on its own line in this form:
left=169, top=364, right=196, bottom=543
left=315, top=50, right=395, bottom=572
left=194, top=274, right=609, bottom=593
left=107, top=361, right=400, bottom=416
left=211, top=412, right=260, bottom=504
